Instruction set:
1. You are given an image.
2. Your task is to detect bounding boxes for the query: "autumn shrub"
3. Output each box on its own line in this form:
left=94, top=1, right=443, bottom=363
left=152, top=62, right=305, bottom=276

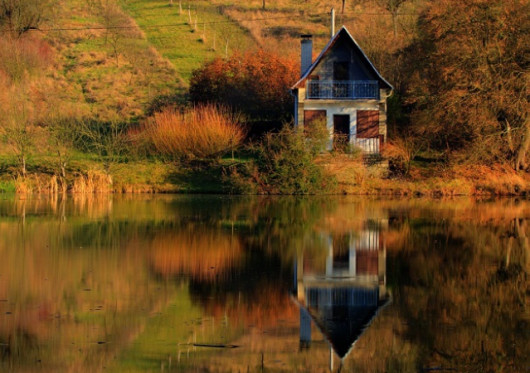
left=383, top=135, right=424, bottom=177
left=189, top=49, right=299, bottom=126
left=143, top=105, right=245, bottom=161
left=225, top=126, right=336, bottom=195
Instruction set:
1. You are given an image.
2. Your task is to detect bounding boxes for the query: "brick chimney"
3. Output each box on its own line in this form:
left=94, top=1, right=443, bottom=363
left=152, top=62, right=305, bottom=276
left=300, top=34, right=313, bottom=77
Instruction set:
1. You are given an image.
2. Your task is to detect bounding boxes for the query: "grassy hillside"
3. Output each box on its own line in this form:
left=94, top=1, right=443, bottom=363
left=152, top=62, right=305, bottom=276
left=49, top=0, right=185, bottom=121
left=119, top=0, right=256, bottom=82
left=0, top=0, right=188, bottom=191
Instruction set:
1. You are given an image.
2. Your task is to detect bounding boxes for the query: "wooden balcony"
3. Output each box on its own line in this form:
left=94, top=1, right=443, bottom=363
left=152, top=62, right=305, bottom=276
left=306, top=80, right=379, bottom=100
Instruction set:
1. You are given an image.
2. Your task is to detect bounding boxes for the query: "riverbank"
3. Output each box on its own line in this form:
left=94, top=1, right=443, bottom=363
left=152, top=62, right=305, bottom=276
left=323, top=154, right=530, bottom=196
left=1, top=154, right=529, bottom=196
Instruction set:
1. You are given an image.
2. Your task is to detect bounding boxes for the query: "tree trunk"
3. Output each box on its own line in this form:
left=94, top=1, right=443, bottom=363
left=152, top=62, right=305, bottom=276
left=506, top=119, right=514, bottom=153
left=515, top=219, right=528, bottom=265
left=392, top=12, right=398, bottom=37
left=262, top=0, right=266, bottom=10
left=342, top=0, right=345, bottom=14
left=515, top=119, right=530, bottom=170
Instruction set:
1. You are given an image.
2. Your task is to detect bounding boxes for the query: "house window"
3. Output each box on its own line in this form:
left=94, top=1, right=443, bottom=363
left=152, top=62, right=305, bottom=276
left=333, top=61, right=349, bottom=80
left=304, top=110, right=327, bottom=135
left=333, top=62, right=350, bottom=98
left=356, top=110, right=379, bottom=138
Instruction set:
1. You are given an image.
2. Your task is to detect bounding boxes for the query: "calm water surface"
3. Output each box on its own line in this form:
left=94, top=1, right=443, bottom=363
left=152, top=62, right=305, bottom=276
left=0, top=195, right=528, bottom=372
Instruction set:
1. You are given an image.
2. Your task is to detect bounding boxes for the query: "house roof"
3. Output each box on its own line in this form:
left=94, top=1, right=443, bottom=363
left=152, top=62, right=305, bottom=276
left=291, top=26, right=393, bottom=91
left=307, top=296, right=391, bottom=360
left=293, top=288, right=391, bottom=361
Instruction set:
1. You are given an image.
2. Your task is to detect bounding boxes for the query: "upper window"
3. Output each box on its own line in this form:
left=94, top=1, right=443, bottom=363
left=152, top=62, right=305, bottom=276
left=333, top=61, right=349, bottom=81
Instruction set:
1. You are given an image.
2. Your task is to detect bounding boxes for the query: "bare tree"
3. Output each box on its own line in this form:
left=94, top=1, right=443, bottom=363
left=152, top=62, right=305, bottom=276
left=76, top=118, right=129, bottom=174
left=47, top=117, right=78, bottom=179
left=376, top=0, right=407, bottom=37
left=216, top=23, right=232, bottom=58
left=98, top=1, right=136, bottom=67
left=0, top=95, right=34, bottom=177
left=0, top=0, right=52, bottom=37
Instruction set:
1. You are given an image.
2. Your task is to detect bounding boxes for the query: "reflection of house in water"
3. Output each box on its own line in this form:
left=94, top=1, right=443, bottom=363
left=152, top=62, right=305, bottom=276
left=293, top=221, right=391, bottom=365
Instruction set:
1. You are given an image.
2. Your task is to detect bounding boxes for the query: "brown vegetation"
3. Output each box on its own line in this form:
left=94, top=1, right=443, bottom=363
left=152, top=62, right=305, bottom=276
left=189, top=49, right=299, bottom=125
left=142, top=105, right=245, bottom=161
left=405, top=0, right=530, bottom=170
left=149, top=230, right=243, bottom=281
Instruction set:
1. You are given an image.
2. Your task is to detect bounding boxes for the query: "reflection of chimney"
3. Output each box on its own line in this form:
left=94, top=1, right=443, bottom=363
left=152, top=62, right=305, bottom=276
left=299, top=308, right=311, bottom=350
left=300, top=34, right=313, bottom=77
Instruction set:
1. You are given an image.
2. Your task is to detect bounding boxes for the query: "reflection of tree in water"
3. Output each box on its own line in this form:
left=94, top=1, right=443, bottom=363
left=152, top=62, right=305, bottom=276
left=149, top=229, right=243, bottom=281
left=188, top=248, right=297, bottom=329
left=388, top=212, right=529, bottom=372
left=182, top=197, right=337, bottom=328
left=3, top=196, right=527, bottom=371
left=238, top=197, right=337, bottom=258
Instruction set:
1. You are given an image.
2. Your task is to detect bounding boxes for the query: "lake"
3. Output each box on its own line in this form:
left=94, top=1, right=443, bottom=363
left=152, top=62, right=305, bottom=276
left=0, top=195, right=528, bottom=372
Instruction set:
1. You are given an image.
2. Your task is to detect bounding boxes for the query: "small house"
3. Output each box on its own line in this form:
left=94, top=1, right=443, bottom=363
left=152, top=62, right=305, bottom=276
left=291, top=26, right=393, bottom=154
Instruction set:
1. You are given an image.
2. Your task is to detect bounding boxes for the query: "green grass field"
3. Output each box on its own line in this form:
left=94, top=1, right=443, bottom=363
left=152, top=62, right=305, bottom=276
left=119, top=0, right=256, bottom=83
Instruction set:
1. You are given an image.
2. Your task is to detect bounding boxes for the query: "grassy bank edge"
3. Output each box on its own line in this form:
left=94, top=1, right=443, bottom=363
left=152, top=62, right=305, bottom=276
left=1, top=157, right=529, bottom=197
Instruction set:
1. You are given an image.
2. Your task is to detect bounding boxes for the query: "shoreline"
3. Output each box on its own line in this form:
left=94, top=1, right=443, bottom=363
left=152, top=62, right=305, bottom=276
left=1, top=156, right=529, bottom=197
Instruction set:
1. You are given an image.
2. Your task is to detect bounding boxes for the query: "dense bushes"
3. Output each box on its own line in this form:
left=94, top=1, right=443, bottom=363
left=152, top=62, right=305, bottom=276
left=189, top=49, right=299, bottom=125
left=142, top=105, right=245, bottom=161
left=404, top=0, right=529, bottom=169
left=226, top=126, right=336, bottom=195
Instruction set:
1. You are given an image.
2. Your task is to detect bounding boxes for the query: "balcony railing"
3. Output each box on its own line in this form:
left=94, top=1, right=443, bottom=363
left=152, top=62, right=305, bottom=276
left=306, top=80, right=379, bottom=100
left=354, top=138, right=380, bottom=154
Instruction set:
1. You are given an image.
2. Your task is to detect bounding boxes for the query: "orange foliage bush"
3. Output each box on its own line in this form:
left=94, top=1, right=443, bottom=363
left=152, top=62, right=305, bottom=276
left=189, top=49, right=299, bottom=124
left=143, top=105, right=245, bottom=160
left=149, top=231, right=242, bottom=281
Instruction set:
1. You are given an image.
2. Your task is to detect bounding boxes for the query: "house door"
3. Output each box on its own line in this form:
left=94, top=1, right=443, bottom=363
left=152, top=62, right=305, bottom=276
left=333, top=114, right=350, bottom=151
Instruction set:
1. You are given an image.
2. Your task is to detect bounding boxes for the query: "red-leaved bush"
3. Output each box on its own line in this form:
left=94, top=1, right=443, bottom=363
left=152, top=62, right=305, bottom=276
left=0, top=35, right=53, bottom=81
left=189, top=49, right=299, bottom=124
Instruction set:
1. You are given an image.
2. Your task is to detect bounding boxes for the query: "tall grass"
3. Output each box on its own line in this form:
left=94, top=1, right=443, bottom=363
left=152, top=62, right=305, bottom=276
left=143, top=105, right=245, bottom=160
